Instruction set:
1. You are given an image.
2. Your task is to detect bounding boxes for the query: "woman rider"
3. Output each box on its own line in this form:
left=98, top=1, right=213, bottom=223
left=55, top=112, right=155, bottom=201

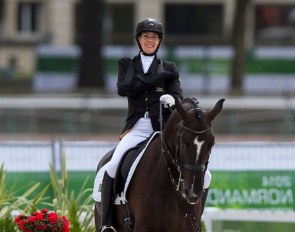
left=99, top=17, right=184, bottom=232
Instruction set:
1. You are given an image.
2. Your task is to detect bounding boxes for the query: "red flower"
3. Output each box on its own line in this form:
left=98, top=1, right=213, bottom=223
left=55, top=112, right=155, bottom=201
left=48, top=212, right=58, bottom=223
left=15, top=209, right=70, bottom=232
left=33, top=211, right=44, bottom=220
left=41, top=208, right=48, bottom=214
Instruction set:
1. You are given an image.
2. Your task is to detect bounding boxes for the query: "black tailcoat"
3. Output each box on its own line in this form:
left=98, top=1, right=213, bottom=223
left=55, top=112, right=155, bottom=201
left=117, top=53, right=183, bottom=135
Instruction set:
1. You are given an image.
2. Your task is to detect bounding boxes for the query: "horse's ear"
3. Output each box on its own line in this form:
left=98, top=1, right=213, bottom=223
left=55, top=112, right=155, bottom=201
left=175, top=97, right=188, bottom=121
left=208, top=99, right=225, bottom=122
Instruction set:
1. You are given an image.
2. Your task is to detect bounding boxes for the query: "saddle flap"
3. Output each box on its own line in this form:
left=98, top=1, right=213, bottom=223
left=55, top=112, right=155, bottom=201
left=93, top=132, right=161, bottom=204
left=115, top=140, right=147, bottom=194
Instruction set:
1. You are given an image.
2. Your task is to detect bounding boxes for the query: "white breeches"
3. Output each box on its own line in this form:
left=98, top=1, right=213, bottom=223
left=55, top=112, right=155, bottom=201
left=106, top=118, right=154, bottom=178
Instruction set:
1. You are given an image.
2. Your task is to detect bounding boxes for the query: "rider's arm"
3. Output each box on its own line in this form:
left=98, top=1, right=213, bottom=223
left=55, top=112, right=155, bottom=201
left=117, top=57, right=152, bottom=97
left=164, top=62, right=183, bottom=100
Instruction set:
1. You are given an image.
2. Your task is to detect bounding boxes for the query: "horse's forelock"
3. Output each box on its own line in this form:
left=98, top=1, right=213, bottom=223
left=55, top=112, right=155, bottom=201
left=168, top=97, right=203, bottom=126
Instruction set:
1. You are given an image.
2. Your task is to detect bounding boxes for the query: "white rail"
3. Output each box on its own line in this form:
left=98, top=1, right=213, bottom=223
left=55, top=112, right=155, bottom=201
left=203, top=208, right=295, bottom=232
left=0, top=95, right=294, bottom=110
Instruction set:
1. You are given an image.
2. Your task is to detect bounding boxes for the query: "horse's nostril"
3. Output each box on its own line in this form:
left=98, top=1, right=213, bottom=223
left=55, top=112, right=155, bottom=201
left=191, top=193, right=199, bottom=199
left=184, top=188, right=190, bottom=196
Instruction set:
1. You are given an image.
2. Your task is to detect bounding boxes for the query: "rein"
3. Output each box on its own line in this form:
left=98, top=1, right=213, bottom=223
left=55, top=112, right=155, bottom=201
left=159, top=103, right=182, bottom=191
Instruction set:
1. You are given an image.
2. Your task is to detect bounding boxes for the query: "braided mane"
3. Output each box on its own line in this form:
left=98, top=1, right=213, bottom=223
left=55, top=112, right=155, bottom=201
left=182, top=97, right=199, bottom=109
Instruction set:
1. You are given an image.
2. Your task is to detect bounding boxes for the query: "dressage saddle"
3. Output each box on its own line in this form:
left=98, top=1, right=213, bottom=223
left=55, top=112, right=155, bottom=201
left=99, top=138, right=149, bottom=195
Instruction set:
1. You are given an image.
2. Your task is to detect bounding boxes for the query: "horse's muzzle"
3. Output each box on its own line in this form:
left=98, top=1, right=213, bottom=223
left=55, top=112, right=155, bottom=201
left=183, top=188, right=202, bottom=205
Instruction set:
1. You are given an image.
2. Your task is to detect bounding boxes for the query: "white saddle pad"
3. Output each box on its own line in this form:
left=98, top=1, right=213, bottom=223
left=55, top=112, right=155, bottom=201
left=92, top=132, right=161, bottom=205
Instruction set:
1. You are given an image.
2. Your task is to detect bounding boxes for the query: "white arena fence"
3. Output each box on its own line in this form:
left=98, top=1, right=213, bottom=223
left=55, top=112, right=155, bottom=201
left=1, top=140, right=294, bottom=172
left=1, top=140, right=295, bottom=232
left=0, top=140, right=115, bottom=172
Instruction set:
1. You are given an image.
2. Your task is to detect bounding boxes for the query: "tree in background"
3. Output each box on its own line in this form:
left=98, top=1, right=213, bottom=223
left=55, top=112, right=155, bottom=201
left=78, top=0, right=105, bottom=89
left=230, top=0, right=251, bottom=95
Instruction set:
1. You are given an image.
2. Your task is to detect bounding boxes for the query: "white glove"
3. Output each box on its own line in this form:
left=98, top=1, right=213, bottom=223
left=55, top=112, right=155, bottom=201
left=160, top=94, right=175, bottom=108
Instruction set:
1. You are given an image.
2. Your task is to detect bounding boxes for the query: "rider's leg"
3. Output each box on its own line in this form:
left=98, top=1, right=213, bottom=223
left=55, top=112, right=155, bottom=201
left=99, top=134, right=142, bottom=232
left=99, top=118, right=153, bottom=231
left=106, top=118, right=153, bottom=178
left=99, top=172, right=116, bottom=232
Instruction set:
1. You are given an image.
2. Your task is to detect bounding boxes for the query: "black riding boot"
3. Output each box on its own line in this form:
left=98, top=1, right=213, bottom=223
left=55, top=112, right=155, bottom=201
left=99, top=172, right=116, bottom=232
left=198, top=188, right=209, bottom=232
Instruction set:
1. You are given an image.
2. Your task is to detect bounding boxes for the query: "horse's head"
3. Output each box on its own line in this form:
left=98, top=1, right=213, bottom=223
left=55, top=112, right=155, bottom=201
left=171, top=97, right=224, bottom=204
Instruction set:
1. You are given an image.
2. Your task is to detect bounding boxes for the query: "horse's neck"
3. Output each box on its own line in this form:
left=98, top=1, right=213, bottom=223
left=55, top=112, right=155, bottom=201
left=162, top=117, right=180, bottom=154
left=162, top=132, right=174, bottom=152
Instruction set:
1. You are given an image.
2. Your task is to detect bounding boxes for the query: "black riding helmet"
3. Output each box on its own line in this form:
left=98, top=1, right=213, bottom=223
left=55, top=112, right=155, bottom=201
left=135, top=18, right=164, bottom=56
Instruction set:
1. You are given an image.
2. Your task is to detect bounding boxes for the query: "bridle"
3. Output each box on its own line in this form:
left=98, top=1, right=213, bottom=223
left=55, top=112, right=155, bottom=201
left=161, top=117, right=212, bottom=194
left=181, top=123, right=212, bottom=135
left=177, top=122, right=212, bottom=172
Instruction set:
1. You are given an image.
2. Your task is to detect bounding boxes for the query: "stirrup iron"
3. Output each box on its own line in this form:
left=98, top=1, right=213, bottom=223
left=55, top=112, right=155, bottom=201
left=101, top=225, right=117, bottom=232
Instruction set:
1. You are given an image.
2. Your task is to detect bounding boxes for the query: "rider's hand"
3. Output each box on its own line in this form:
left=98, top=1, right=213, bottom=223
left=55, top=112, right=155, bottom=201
left=160, top=94, right=175, bottom=108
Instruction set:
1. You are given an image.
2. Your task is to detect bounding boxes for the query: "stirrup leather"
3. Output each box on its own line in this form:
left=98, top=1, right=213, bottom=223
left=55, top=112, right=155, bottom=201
left=101, top=225, right=117, bottom=232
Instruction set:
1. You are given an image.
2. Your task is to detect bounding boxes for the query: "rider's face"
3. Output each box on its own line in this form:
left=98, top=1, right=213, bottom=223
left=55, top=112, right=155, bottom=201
left=139, top=32, right=160, bottom=55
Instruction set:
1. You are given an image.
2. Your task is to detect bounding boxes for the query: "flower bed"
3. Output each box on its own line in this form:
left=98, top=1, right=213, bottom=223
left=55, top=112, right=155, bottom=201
left=15, top=208, right=69, bottom=232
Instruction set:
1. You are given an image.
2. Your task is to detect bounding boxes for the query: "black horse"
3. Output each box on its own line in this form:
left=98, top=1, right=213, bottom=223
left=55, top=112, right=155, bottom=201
left=94, top=97, right=225, bottom=231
